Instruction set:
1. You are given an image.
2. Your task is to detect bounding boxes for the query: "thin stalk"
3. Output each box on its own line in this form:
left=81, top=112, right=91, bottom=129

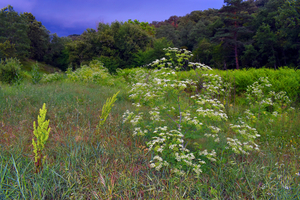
left=11, top=155, right=26, bottom=200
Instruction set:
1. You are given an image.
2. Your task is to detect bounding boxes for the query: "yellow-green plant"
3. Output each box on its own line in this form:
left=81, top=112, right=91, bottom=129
left=32, top=103, right=50, bottom=173
left=97, top=91, right=120, bottom=128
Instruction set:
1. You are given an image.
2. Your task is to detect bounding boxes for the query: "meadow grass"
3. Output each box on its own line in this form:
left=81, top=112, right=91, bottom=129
left=0, top=80, right=299, bottom=199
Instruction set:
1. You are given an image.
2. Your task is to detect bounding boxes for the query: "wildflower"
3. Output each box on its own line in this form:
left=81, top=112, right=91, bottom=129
left=150, top=163, right=155, bottom=168
left=282, top=185, right=291, bottom=190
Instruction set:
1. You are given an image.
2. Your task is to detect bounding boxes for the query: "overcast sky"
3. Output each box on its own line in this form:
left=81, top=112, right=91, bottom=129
left=0, top=0, right=225, bottom=37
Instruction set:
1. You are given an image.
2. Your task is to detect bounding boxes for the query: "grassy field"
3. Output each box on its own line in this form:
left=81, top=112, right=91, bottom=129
left=0, top=68, right=300, bottom=199
left=0, top=48, right=300, bottom=199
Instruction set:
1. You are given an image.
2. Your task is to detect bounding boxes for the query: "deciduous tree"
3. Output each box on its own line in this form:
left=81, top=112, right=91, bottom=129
left=22, top=12, right=50, bottom=61
left=0, top=5, right=30, bottom=58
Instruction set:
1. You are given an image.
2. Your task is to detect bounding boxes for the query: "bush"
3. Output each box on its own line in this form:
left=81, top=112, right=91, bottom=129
left=41, top=72, right=65, bottom=83
left=31, top=62, right=42, bottom=84
left=66, top=60, right=114, bottom=86
left=95, top=56, right=120, bottom=74
left=0, top=58, right=22, bottom=84
left=177, top=67, right=300, bottom=104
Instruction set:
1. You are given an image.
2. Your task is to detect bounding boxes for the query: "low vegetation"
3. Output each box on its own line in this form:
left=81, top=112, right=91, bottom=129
left=0, top=49, right=299, bottom=199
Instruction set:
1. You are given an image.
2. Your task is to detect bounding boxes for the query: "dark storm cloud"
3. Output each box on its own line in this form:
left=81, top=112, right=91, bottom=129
left=0, top=0, right=224, bottom=36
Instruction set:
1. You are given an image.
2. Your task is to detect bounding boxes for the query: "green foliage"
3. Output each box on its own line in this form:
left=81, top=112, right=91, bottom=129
left=22, top=12, right=50, bottom=61
left=30, top=62, right=42, bottom=84
left=123, top=49, right=261, bottom=176
left=2, top=1, right=300, bottom=70
left=192, top=38, right=213, bottom=65
left=66, top=60, right=114, bottom=86
left=44, top=34, right=71, bottom=71
left=41, top=72, right=65, bottom=83
left=244, top=77, right=293, bottom=118
left=241, top=44, right=259, bottom=68
left=97, top=91, right=120, bottom=128
left=0, top=57, right=22, bottom=84
left=181, top=68, right=300, bottom=102
left=0, top=5, right=30, bottom=58
left=114, top=22, right=153, bottom=68
left=156, top=24, right=179, bottom=47
left=213, top=0, right=257, bottom=69
left=32, top=103, right=50, bottom=173
left=131, top=37, right=173, bottom=67
left=125, top=19, right=156, bottom=36
left=187, top=20, right=212, bottom=50
left=0, top=40, right=16, bottom=59
left=95, top=55, right=120, bottom=74
left=0, top=72, right=299, bottom=198
left=65, top=21, right=153, bottom=69
left=253, top=23, right=278, bottom=69
left=115, top=67, right=148, bottom=84
left=150, top=0, right=300, bottom=69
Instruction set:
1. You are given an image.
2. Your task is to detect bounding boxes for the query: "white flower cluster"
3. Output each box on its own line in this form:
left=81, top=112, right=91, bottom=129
left=199, top=149, right=217, bottom=162
left=149, top=110, right=165, bottom=122
left=201, top=73, right=231, bottom=97
left=122, top=110, right=134, bottom=123
left=126, top=65, right=256, bottom=175
left=196, top=108, right=228, bottom=121
left=122, top=110, right=143, bottom=126
left=244, top=109, right=256, bottom=121
left=147, top=127, right=205, bottom=176
left=227, top=122, right=260, bottom=154
left=204, top=126, right=221, bottom=142
left=129, top=113, right=143, bottom=126
left=122, top=47, right=267, bottom=177
left=181, top=113, right=203, bottom=129
left=193, top=95, right=228, bottom=122
left=133, top=127, right=148, bottom=136
left=189, top=62, right=213, bottom=70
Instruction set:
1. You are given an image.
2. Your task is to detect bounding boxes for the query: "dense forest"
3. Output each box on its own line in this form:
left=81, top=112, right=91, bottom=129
left=0, top=0, right=299, bottom=72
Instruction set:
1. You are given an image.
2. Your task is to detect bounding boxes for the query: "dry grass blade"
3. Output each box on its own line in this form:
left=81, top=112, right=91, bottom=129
left=99, top=171, right=106, bottom=188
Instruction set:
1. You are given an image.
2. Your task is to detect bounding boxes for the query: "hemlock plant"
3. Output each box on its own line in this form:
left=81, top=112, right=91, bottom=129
left=123, top=47, right=262, bottom=177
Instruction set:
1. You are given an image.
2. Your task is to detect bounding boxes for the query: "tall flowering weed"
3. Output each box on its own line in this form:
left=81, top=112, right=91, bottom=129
left=123, top=47, right=260, bottom=177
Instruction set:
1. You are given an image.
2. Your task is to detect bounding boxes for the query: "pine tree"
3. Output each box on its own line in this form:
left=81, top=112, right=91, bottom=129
left=213, top=0, right=257, bottom=69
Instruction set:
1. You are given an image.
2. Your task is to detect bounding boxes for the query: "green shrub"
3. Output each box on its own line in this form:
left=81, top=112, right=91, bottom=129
left=95, top=56, right=120, bottom=74
left=0, top=58, right=22, bottom=84
left=41, top=72, right=65, bottom=83
left=31, top=62, right=43, bottom=84
left=66, top=60, right=114, bottom=86
left=178, top=67, right=300, bottom=104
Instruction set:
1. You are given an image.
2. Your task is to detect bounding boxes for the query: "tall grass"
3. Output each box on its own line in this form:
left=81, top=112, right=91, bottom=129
left=0, top=80, right=299, bottom=199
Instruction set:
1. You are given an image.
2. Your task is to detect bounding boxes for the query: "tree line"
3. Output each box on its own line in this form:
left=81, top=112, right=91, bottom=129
left=154, top=0, right=300, bottom=69
left=0, top=0, right=299, bottom=72
left=0, top=5, right=70, bottom=70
